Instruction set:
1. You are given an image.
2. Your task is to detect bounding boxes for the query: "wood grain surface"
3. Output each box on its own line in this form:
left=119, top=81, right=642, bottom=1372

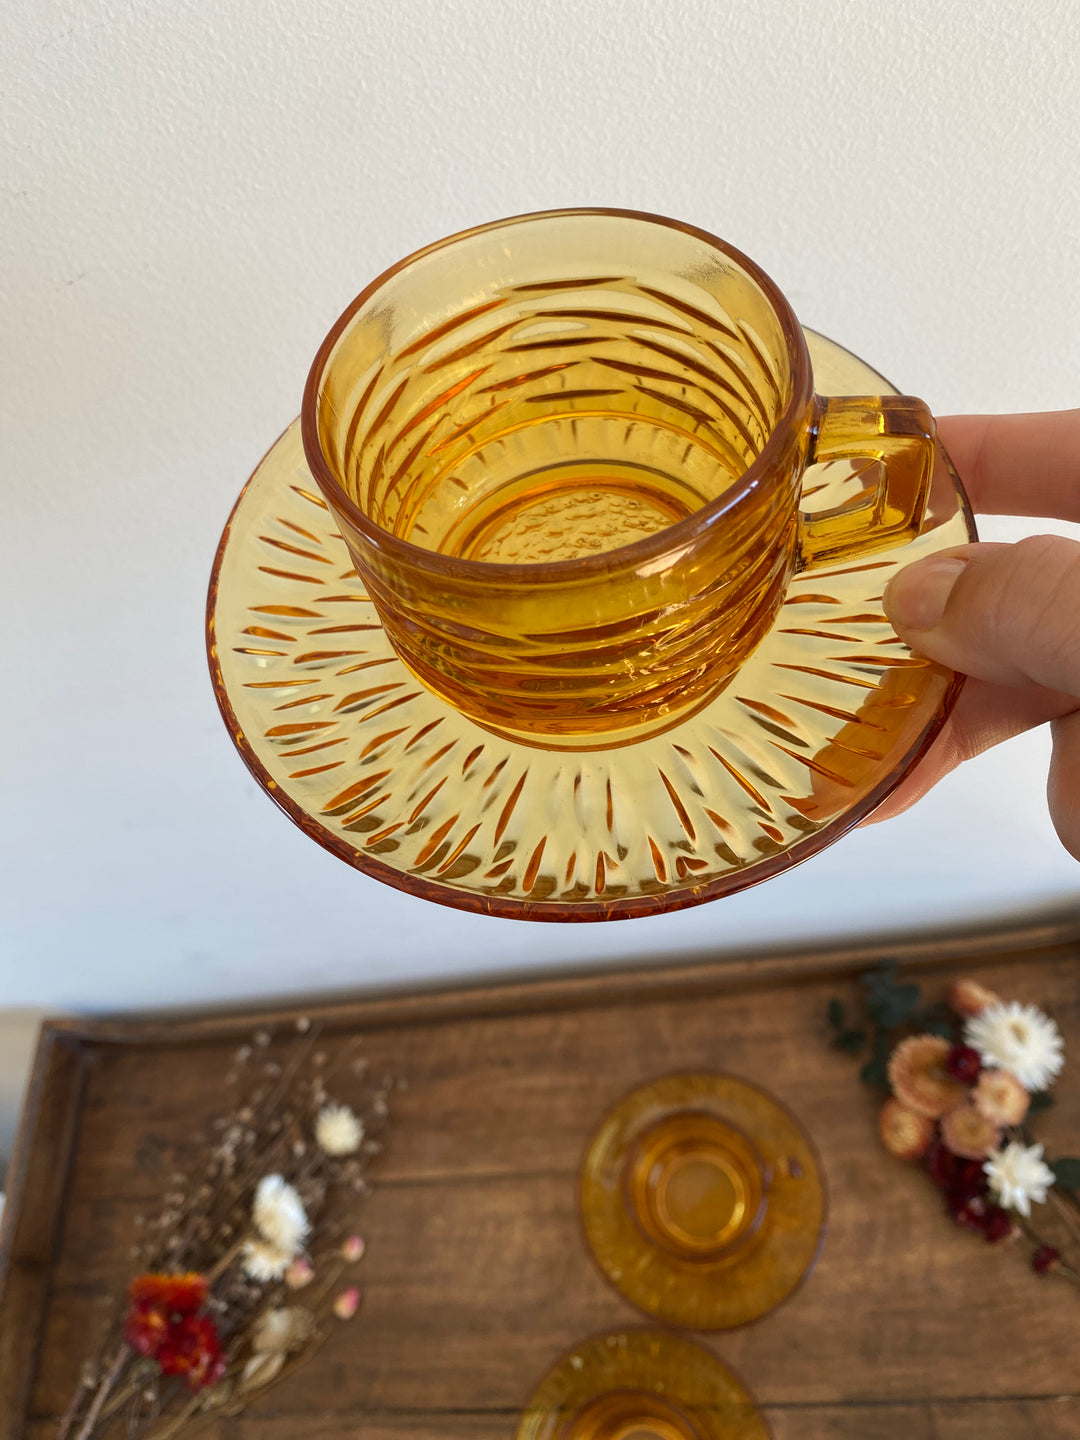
left=3, top=916, right=1080, bottom=1438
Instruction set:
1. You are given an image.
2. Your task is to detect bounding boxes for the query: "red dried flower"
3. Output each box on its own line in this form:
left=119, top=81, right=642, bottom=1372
left=1032, top=1244, right=1060, bottom=1275
left=944, top=1045, right=982, bottom=1084
left=125, top=1303, right=169, bottom=1358
left=125, top=1273, right=209, bottom=1358
left=123, top=1272, right=222, bottom=1390
left=157, top=1314, right=226, bottom=1390
left=128, top=1272, right=208, bottom=1316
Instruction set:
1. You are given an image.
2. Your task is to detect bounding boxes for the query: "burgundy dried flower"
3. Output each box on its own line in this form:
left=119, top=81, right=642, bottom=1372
left=944, top=1045, right=982, bottom=1084
left=947, top=1193, right=988, bottom=1232
left=1032, top=1244, right=1060, bottom=1275
left=926, top=1142, right=985, bottom=1200
left=982, top=1205, right=1015, bottom=1244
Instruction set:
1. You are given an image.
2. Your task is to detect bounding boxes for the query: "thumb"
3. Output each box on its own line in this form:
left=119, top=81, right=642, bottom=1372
left=882, top=535, right=1080, bottom=695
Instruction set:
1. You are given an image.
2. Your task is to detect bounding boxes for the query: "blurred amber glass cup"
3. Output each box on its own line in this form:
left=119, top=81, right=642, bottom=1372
left=302, top=209, right=934, bottom=750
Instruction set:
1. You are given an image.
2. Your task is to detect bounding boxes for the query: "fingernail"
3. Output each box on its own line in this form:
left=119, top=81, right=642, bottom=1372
left=882, top=557, right=967, bottom=631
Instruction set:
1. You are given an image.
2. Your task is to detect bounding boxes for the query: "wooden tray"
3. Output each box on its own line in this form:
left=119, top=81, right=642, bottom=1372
left=3, top=916, right=1080, bottom=1439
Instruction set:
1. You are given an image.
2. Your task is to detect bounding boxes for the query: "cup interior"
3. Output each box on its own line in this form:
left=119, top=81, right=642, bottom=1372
left=309, top=211, right=796, bottom=566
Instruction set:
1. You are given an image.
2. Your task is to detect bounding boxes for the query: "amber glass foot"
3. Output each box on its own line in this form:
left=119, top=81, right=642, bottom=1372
left=581, top=1075, right=825, bottom=1330
left=515, top=1330, right=769, bottom=1440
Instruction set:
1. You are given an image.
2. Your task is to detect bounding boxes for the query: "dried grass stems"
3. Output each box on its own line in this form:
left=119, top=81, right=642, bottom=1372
left=58, top=1019, right=396, bottom=1440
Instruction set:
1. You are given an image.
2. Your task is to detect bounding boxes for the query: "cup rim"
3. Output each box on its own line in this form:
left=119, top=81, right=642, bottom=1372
left=300, top=206, right=813, bottom=580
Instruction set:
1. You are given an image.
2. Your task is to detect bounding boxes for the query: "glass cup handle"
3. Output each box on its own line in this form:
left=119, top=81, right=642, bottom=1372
left=796, top=394, right=936, bottom=571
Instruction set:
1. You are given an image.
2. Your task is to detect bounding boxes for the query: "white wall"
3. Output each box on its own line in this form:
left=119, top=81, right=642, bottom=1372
left=3, top=0, right=1079, bottom=1176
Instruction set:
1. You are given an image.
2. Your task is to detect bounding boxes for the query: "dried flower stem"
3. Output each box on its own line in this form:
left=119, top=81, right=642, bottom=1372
left=141, top=1392, right=203, bottom=1440
left=97, top=1375, right=143, bottom=1426
left=1047, top=1187, right=1080, bottom=1249
left=71, top=1346, right=131, bottom=1440
left=205, top=1238, right=244, bottom=1284
left=56, top=1372, right=94, bottom=1440
left=218, top=1330, right=330, bottom=1418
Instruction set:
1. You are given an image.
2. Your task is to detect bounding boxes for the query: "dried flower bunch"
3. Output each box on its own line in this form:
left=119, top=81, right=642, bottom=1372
left=827, top=964, right=1080, bottom=1282
left=58, top=1020, right=395, bottom=1440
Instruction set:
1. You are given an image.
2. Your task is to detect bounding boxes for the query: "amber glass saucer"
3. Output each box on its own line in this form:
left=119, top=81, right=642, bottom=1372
left=580, top=1075, right=825, bottom=1330
left=515, top=1330, right=770, bottom=1440
left=207, top=330, right=974, bottom=921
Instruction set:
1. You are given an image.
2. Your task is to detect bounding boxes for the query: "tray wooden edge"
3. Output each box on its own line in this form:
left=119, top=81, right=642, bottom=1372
left=0, top=1027, right=88, bottom=1433
left=24, top=908, right=1080, bottom=1046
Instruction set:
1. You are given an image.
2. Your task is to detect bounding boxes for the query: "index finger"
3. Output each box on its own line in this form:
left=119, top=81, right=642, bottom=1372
left=936, top=410, right=1080, bottom=521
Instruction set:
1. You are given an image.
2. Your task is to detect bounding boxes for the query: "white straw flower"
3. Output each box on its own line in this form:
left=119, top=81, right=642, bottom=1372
left=965, top=1002, right=1064, bottom=1091
left=251, top=1306, right=314, bottom=1355
left=252, top=1174, right=309, bottom=1253
left=241, top=1237, right=295, bottom=1282
left=984, top=1140, right=1056, bottom=1217
left=316, top=1103, right=364, bottom=1157
left=239, top=1351, right=285, bottom=1391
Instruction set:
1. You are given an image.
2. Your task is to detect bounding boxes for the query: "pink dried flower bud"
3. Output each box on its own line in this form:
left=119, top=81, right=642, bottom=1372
left=333, top=1286, right=361, bottom=1321
left=341, top=1235, right=366, bottom=1263
left=948, top=977, right=1002, bottom=1018
left=283, top=1257, right=315, bottom=1289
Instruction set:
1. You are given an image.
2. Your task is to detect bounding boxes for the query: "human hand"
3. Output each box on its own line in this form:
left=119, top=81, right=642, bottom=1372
left=869, top=409, right=1080, bottom=859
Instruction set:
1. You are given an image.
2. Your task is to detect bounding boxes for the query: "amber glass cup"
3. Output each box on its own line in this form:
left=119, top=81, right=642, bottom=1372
left=302, top=209, right=934, bottom=750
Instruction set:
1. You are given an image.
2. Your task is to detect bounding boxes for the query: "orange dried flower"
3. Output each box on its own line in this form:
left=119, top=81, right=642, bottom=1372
left=878, top=1098, right=934, bottom=1160
left=888, top=1035, right=968, bottom=1118
left=973, top=1069, right=1030, bottom=1126
left=941, top=1102, right=1001, bottom=1161
left=949, top=977, right=1002, bottom=1018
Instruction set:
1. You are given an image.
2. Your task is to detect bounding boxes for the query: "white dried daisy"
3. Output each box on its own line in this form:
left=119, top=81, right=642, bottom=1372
left=965, top=1002, right=1065, bottom=1091
left=241, top=1237, right=295, bottom=1282
left=251, top=1305, right=314, bottom=1355
left=252, top=1174, right=309, bottom=1253
left=316, top=1102, right=364, bottom=1157
left=984, top=1140, right=1056, bottom=1217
